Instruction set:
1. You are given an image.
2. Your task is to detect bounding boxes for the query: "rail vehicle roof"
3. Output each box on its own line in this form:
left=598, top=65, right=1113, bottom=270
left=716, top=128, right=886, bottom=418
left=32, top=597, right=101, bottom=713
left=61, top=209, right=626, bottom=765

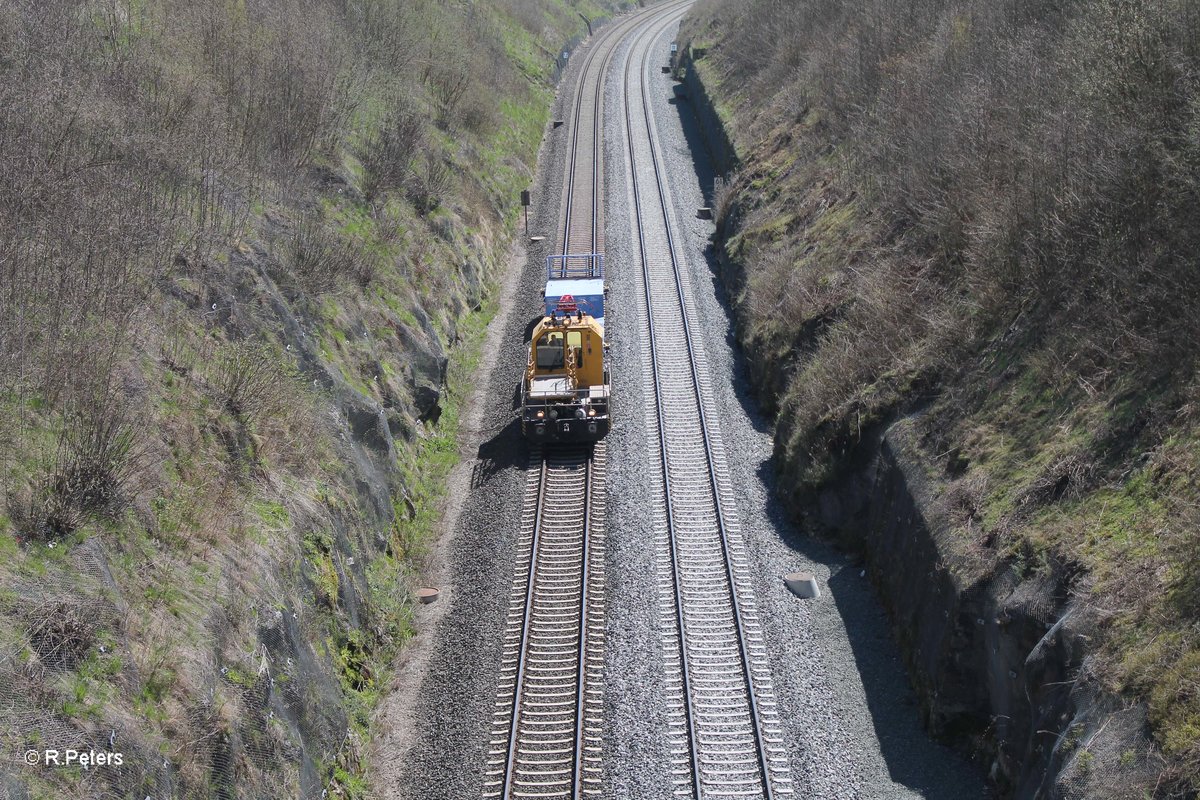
left=545, top=278, right=604, bottom=327
left=546, top=253, right=604, bottom=280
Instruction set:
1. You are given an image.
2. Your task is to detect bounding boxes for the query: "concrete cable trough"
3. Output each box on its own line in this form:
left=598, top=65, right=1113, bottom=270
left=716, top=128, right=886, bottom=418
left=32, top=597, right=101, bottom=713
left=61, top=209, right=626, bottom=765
left=784, top=573, right=821, bottom=600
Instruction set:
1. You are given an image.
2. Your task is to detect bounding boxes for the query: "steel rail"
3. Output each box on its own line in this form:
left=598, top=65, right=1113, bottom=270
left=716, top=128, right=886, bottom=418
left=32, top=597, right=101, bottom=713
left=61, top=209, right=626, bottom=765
left=487, top=6, right=701, bottom=800
left=499, top=452, right=550, bottom=798
left=488, top=445, right=603, bottom=800
left=557, top=22, right=599, bottom=256
left=620, top=14, right=703, bottom=798
left=571, top=447, right=595, bottom=799
left=557, top=0, right=694, bottom=258
left=621, top=7, right=783, bottom=799
left=557, top=5, right=633, bottom=257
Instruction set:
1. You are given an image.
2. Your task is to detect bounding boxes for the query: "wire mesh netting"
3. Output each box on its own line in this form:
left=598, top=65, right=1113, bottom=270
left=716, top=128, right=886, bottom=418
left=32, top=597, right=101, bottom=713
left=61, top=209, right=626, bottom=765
left=0, top=532, right=361, bottom=800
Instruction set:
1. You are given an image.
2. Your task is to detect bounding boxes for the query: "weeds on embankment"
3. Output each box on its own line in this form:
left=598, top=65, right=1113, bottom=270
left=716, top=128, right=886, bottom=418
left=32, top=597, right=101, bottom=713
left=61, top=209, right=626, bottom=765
left=0, top=0, right=623, bottom=796
left=683, top=0, right=1200, bottom=791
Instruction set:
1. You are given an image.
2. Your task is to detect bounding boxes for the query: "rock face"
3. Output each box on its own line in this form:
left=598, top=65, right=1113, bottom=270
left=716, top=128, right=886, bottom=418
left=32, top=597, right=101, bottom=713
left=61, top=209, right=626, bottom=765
left=808, top=416, right=1161, bottom=798
left=392, top=314, right=449, bottom=424
left=678, top=58, right=737, bottom=177
left=344, top=393, right=395, bottom=459
left=678, top=48, right=1164, bottom=799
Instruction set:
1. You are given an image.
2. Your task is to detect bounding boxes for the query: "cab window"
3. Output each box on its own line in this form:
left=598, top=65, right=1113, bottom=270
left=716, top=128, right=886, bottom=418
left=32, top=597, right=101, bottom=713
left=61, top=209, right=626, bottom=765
left=535, top=332, right=565, bottom=370
left=567, top=331, right=583, bottom=368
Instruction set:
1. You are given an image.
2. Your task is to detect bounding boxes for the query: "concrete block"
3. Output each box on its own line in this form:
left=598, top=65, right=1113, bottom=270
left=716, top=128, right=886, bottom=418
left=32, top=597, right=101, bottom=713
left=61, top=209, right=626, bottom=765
left=784, top=572, right=821, bottom=599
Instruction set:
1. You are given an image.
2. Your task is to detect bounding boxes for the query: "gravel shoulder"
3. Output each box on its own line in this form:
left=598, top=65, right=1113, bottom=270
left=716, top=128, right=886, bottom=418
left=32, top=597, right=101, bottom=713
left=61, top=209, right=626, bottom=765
left=599, top=18, right=990, bottom=800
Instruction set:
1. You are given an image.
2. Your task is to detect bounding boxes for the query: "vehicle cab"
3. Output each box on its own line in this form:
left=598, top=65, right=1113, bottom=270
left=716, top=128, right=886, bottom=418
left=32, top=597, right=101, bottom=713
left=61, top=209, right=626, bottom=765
left=522, top=255, right=610, bottom=442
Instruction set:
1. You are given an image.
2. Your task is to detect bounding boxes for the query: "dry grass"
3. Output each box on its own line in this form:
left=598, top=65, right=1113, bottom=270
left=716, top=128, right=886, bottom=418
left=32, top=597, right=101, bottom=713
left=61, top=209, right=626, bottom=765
left=684, top=0, right=1200, bottom=790
left=0, top=0, right=615, bottom=795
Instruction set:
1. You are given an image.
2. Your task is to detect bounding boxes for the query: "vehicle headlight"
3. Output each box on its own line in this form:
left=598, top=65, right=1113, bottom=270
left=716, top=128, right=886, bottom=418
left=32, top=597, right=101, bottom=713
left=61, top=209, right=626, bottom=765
left=535, top=410, right=544, bottom=419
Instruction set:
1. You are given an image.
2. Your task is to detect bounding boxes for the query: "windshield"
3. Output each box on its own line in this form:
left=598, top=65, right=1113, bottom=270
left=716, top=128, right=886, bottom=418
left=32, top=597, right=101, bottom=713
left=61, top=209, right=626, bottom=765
left=535, top=332, right=565, bottom=370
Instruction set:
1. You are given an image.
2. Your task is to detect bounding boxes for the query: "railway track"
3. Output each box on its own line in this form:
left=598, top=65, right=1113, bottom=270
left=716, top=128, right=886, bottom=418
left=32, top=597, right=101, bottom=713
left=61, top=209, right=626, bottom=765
left=620, top=10, right=795, bottom=800
left=482, top=445, right=607, bottom=799
left=484, top=2, right=789, bottom=797
left=483, top=6, right=687, bottom=798
left=556, top=0, right=694, bottom=257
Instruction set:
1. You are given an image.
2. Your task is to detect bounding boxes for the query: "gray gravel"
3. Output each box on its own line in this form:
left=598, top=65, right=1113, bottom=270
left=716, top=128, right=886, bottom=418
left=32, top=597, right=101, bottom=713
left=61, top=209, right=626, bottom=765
left=598, top=19, right=990, bottom=800
left=387, top=13, right=989, bottom=800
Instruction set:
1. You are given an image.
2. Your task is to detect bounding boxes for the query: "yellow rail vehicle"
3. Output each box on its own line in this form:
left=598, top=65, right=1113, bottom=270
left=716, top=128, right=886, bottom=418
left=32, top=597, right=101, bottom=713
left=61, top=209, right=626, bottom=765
left=522, top=255, right=611, bottom=442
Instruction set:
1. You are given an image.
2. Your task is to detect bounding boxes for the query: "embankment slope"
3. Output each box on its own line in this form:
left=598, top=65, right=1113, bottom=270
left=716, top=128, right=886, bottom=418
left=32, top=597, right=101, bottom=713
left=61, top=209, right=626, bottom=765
left=679, top=0, right=1200, bottom=796
left=0, top=1, right=627, bottom=797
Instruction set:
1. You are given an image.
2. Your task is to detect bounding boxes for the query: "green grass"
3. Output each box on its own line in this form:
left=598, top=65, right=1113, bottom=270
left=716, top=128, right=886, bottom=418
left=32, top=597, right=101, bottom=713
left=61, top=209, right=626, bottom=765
left=0, top=519, right=16, bottom=559
left=143, top=581, right=186, bottom=616
left=682, top=0, right=1200, bottom=787
left=251, top=498, right=290, bottom=529
left=305, top=330, right=499, bottom=781
left=59, top=648, right=122, bottom=721
left=392, top=297, right=495, bottom=557
left=0, top=0, right=625, bottom=796
left=303, top=530, right=340, bottom=610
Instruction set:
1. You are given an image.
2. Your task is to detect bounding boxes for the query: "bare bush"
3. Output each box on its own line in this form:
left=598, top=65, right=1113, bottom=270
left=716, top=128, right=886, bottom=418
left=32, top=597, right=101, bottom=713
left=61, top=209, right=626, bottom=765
left=10, top=388, right=146, bottom=541
left=458, top=84, right=500, bottom=135
left=285, top=214, right=378, bottom=292
left=349, top=0, right=419, bottom=73
left=406, top=150, right=454, bottom=215
left=287, top=215, right=345, bottom=292
left=23, top=599, right=98, bottom=670
left=428, top=63, right=472, bottom=130
left=260, top=48, right=350, bottom=165
left=360, top=104, right=425, bottom=201
left=209, top=340, right=298, bottom=423
left=712, top=172, right=741, bottom=235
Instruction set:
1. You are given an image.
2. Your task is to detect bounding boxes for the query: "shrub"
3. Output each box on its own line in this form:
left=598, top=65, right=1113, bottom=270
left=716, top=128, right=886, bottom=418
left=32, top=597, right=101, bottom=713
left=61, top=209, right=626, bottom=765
left=286, top=214, right=374, bottom=293
left=406, top=150, right=454, bottom=215
left=360, top=102, right=425, bottom=202
left=209, top=340, right=298, bottom=423
left=428, top=63, right=472, bottom=130
left=11, top=389, right=144, bottom=541
left=712, top=172, right=741, bottom=236
left=23, top=599, right=97, bottom=670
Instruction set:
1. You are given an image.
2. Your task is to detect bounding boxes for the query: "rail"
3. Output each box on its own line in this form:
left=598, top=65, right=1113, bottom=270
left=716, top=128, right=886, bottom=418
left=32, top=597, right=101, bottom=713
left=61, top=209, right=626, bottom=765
left=621, top=7, right=792, bottom=798
left=482, top=445, right=607, bottom=799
